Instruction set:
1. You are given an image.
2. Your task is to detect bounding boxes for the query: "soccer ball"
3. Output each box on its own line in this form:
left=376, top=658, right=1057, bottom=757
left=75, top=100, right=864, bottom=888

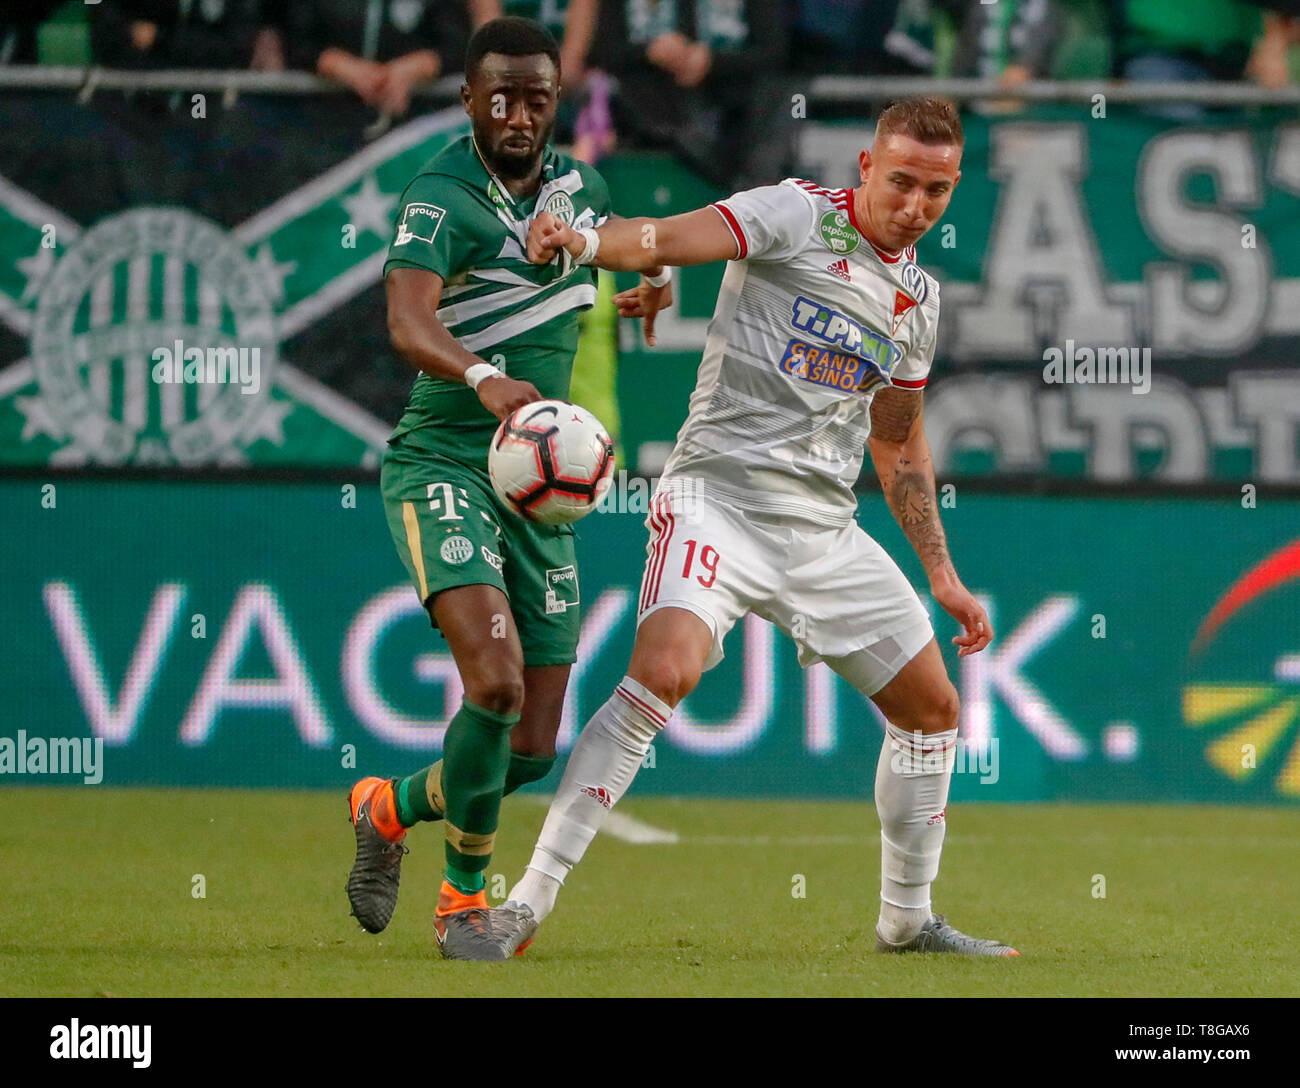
left=488, top=399, right=616, bottom=525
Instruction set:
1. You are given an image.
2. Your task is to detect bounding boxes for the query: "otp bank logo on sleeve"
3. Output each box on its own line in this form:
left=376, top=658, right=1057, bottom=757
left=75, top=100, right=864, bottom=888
left=783, top=297, right=901, bottom=391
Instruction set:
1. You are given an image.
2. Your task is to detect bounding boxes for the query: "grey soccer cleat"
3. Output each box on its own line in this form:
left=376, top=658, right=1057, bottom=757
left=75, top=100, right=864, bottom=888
left=490, top=901, right=540, bottom=958
left=876, top=913, right=1019, bottom=957
left=436, top=905, right=507, bottom=961
left=435, top=900, right=538, bottom=961
left=346, top=777, right=409, bottom=934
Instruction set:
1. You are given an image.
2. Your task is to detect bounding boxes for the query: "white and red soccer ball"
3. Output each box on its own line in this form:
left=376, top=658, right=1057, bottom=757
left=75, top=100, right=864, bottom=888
left=488, top=399, right=615, bottom=525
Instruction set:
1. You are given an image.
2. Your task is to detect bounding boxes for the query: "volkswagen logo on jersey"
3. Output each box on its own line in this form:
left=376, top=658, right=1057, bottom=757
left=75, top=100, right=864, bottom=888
left=900, top=261, right=928, bottom=305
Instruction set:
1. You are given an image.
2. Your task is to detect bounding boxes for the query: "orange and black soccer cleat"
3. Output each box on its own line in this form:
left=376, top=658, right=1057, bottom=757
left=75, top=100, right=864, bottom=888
left=346, top=777, right=408, bottom=934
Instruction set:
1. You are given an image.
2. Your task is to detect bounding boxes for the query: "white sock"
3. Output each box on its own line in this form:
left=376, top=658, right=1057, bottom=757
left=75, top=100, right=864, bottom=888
left=505, top=866, right=562, bottom=921
left=874, top=719, right=957, bottom=944
left=506, top=676, right=670, bottom=923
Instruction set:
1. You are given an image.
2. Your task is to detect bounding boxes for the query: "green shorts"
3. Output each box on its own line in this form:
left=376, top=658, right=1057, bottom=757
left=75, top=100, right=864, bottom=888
left=380, top=437, right=580, bottom=667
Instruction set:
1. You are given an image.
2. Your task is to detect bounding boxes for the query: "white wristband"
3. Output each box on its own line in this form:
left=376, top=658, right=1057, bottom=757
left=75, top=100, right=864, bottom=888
left=464, top=363, right=501, bottom=390
left=643, top=267, right=671, bottom=288
left=573, top=227, right=600, bottom=266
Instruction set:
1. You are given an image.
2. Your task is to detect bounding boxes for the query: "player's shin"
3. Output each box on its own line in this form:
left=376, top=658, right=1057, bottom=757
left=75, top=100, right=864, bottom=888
left=392, top=753, right=555, bottom=827
left=506, top=676, right=670, bottom=923
left=440, top=699, right=520, bottom=895
left=874, top=719, right=957, bottom=945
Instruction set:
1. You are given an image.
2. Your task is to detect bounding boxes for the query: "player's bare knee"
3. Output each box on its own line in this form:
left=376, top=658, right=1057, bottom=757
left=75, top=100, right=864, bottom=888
left=465, top=667, right=525, bottom=716
left=924, top=681, right=960, bottom=734
left=631, top=654, right=699, bottom=708
left=892, top=680, right=959, bottom=735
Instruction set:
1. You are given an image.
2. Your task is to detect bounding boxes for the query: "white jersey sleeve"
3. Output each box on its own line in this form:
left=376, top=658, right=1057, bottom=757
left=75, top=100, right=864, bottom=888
left=710, top=182, right=817, bottom=264
left=890, top=276, right=939, bottom=391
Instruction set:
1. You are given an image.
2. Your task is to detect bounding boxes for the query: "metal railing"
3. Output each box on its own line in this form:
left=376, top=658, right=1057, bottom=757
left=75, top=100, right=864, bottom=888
left=1, top=65, right=1299, bottom=106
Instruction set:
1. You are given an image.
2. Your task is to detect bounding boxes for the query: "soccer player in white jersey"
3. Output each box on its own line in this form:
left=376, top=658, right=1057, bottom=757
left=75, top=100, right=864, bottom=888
left=490, top=97, right=1018, bottom=959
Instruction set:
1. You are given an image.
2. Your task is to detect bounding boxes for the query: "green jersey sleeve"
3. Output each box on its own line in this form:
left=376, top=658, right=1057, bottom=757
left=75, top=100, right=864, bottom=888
left=384, top=175, right=485, bottom=282
left=578, top=162, right=614, bottom=226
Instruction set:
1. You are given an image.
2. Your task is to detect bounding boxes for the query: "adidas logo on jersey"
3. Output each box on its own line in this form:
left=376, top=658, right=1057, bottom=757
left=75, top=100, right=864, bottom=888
left=827, top=258, right=852, bottom=282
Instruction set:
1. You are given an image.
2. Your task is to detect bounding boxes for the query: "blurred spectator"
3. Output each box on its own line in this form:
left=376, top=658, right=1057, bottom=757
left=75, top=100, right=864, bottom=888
left=251, top=0, right=289, bottom=70
left=286, top=0, right=472, bottom=117
left=481, top=1, right=600, bottom=90
left=951, top=0, right=1065, bottom=83
left=1112, top=0, right=1263, bottom=83
left=1, top=1, right=64, bottom=64
left=789, top=1, right=912, bottom=76
left=1245, top=6, right=1300, bottom=87
left=592, top=0, right=790, bottom=190
left=82, top=2, right=267, bottom=215
left=571, top=68, right=615, bottom=163
left=88, top=0, right=263, bottom=70
left=887, top=0, right=1066, bottom=83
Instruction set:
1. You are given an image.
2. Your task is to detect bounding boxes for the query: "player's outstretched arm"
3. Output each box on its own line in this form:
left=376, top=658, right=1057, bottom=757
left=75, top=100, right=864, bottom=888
left=868, top=387, right=993, bottom=656
left=385, top=267, right=542, bottom=420
left=527, top=207, right=740, bottom=271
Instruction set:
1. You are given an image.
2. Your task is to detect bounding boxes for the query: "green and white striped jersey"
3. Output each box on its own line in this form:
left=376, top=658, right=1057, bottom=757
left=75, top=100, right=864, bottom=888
left=383, top=135, right=611, bottom=465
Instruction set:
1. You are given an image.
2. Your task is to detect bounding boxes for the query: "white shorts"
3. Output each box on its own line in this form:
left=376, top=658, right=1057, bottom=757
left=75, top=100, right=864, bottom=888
left=636, top=482, right=934, bottom=695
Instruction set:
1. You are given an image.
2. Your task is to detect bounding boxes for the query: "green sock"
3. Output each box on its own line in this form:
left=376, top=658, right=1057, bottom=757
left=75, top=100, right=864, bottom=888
left=441, top=699, right=519, bottom=895
left=393, top=752, right=555, bottom=828
left=392, top=763, right=442, bottom=827
left=504, top=752, right=555, bottom=795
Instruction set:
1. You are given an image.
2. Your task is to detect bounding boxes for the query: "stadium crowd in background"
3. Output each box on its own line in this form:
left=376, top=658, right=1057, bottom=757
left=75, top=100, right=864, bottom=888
left=2, top=0, right=1299, bottom=186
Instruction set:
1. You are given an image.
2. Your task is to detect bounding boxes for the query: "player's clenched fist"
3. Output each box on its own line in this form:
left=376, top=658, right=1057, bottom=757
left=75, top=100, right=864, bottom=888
left=527, top=211, right=576, bottom=264
left=476, top=374, right=543, bottom=420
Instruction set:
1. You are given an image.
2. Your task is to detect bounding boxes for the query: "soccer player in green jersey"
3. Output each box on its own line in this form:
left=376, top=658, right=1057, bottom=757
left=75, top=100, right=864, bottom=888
left=344, top=16, right=668, bottom=961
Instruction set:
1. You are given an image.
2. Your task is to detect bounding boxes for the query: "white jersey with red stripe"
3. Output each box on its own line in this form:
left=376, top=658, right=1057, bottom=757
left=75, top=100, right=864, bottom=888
left=658, top=178, right=940, bottom=529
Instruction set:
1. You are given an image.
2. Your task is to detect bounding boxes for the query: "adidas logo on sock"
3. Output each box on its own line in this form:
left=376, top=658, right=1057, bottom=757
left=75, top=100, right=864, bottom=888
left=827, top=258, right=851, bottom=282
left=579, top=784, right=613, bottom=808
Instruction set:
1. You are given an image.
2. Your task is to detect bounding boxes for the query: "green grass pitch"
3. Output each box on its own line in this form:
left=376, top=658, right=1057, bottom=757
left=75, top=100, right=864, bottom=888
left=3, top=790, right=1297, bottom=997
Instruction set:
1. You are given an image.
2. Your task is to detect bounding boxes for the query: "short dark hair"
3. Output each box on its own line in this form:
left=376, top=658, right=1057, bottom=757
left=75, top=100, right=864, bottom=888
left=875, top=97, right=964, bottom=148
left=465, top=16, right=561, bottom=80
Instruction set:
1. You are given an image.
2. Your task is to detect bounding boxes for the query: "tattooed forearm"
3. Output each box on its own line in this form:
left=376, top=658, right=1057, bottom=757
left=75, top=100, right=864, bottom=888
left=868, top=387, right=955, bottom=581
left=869, top=386, right=923, bottom=444
left=888, top=464, right=954, bottom=578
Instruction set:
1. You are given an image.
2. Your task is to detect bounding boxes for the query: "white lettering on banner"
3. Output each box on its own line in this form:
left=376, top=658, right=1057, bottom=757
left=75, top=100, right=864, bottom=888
left=339, top=587, right=633, bottom=751
left=178, top=583, right=331, bottom=746
left=803, top=662, right=892, bottom=753
left=43, top=581, right=185, bottom=744
left=960, top=594, right=1086, bottom=758
left=342, top=585, right=462, bottom=748
left=925, top=372, right=1300, bottom=482
left=804, top=662, right=837, bottom=755
left=36, top=581, right=1097, bottom=766
left=1141, top=131, right=1267, bottom=355
left=556, top=589, right=634, bottom=751
left=1068, top=382, right=1205, bottom=480
left=1234, top=374, right=1300, bottom=480
left=666, top=615, right=776, bottom=754
left=949, top=125, right=1133, bottom=356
